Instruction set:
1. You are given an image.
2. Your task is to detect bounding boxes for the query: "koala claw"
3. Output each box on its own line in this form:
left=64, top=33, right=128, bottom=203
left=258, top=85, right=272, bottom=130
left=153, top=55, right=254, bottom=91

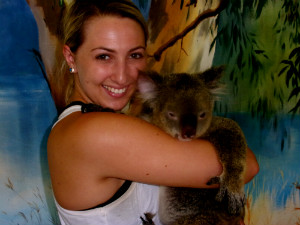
left=206, top=176, right=220, bottom=185
left=140, top=213, right=155, bottom=225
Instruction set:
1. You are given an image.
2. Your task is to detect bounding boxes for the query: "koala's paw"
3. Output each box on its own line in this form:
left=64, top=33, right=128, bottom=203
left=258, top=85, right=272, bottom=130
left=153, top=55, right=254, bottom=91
left=206, top=176, right=220, bottom=185
left=227, top=191, right=245, bottom=214
left=216, top=186, right=245, bottom=215
left=140, top=213, right=155, bottom=225
left=215, top=182, right=226, bottom=201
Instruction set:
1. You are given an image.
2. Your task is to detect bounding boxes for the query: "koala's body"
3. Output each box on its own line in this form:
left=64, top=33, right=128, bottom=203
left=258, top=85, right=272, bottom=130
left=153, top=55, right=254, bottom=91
left=134, top=67, right=247, bottom=225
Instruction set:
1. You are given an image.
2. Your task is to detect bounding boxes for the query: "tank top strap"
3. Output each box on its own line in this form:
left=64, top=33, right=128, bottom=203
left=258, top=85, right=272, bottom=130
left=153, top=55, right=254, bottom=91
left=52, top=101, right=117, bottom=128
left=58, top=104, right=82, bottom=121
left=52, top=103, right=82, bottom=128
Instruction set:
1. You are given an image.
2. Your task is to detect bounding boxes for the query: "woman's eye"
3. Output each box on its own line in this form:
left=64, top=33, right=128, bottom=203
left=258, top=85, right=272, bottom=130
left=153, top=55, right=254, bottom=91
left=130, top=53, right=144, bottom=59
left=96, top=54, right=110, bottom=60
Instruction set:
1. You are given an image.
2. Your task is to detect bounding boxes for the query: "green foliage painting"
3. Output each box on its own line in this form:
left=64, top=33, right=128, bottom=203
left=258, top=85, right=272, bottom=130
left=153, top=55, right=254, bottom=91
left=212, top=0, right=300, bottom=119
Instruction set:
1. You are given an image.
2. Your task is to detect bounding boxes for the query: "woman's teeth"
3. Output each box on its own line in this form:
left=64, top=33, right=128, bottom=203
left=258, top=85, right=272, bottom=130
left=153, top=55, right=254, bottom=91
left=103, top=85, right=126, bottom=94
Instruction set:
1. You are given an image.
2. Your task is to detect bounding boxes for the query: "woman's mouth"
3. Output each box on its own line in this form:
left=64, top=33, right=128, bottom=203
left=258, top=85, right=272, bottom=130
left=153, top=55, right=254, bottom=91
left=103, top=85, right=127, bottom=96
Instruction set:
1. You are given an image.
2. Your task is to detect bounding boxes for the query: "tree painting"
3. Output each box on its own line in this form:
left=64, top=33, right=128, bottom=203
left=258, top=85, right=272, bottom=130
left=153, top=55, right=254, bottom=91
left=145, top=0, right=300, bottom=117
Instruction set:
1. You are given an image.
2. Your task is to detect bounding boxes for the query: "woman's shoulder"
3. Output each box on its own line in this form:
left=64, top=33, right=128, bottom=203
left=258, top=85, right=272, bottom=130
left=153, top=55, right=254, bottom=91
left=49, top=110, right=112, bottom=145
left=47, top=109, right=135, bottom=210
left=48, top=107, right=145, bottom=158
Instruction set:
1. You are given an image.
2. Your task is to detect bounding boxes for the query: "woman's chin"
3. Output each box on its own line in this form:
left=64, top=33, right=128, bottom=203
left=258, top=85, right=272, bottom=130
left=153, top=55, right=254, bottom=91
left=105, top=99, right=130, bottom=111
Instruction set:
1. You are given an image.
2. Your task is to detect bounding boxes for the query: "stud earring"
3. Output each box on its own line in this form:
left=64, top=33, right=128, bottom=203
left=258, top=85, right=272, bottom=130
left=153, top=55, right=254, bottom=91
left=69, top=68, right=75, bottom=73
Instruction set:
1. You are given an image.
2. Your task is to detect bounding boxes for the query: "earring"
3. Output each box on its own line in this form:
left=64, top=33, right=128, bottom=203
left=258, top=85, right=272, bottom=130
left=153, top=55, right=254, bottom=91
left=69, top=68, right=75, bottom=73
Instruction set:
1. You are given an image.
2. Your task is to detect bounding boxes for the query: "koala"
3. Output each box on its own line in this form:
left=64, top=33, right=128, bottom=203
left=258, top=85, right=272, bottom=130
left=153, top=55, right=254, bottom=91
left=134, top=67, right=247, bottom=225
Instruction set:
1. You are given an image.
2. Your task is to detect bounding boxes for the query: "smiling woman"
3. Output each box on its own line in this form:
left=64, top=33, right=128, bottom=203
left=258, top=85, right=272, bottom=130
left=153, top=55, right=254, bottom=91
left=51, top=0, right=149, bottom=113
left=47, top=1, right=258, bottom=225
left=63, top=16, right=146, bottom=110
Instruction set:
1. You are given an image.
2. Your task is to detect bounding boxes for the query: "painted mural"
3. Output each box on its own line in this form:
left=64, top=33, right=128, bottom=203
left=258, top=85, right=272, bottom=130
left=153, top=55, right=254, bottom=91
left=0, top=0, right=299, bottom=224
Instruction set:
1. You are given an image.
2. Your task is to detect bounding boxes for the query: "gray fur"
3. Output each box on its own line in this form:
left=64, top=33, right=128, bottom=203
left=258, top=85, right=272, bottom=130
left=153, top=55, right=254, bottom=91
left=135, top=67, right=247, bottom=225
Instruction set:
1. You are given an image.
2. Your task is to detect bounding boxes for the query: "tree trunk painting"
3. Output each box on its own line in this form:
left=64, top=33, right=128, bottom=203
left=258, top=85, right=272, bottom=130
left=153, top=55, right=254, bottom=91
left=146, top=0, right=220, bottom=74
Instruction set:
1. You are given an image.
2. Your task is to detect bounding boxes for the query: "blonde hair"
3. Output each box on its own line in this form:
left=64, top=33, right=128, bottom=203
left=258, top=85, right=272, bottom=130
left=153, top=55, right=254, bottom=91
left=52, top=0, right=148, bottom=112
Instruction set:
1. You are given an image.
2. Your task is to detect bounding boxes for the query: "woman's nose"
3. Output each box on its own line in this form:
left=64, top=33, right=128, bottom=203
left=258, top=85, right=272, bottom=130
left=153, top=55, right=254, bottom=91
left=111, top=60, right=128, bottom=85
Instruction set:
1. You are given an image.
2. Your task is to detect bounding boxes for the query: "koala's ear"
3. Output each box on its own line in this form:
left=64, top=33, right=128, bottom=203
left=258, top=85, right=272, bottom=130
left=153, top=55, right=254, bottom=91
left=137, top=70, right=162, bottom=101
left=200, top=66, right=225, bottom=89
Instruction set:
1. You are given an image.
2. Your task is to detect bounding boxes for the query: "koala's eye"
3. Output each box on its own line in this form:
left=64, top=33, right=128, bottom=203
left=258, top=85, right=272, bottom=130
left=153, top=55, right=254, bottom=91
left=198, top=112, right=206, bottom=119
left=167, top=111, right=178, bottom=120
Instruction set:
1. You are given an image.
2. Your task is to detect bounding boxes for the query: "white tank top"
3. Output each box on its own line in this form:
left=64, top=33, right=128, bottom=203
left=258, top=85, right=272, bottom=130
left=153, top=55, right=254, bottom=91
left=52, top=104, right=162, bottom=225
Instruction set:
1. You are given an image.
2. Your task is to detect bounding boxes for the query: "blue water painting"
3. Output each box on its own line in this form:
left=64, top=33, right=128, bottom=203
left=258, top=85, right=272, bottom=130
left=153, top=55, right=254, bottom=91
left=0, top=0, right=57, bottom=224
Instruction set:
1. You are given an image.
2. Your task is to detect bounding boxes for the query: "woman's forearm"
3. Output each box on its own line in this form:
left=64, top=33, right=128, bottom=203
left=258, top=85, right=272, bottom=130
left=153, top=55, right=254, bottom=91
left=244, top=147, right=260, bottom=183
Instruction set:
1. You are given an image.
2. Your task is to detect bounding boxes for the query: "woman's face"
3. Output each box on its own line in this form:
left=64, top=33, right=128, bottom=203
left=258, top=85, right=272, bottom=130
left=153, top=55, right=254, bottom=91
left=65, top=16, right=147, bottom=110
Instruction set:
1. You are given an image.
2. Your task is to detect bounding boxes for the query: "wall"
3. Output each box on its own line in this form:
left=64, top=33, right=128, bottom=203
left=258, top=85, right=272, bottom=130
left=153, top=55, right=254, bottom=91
left=0, top=0, right=299, bottom=224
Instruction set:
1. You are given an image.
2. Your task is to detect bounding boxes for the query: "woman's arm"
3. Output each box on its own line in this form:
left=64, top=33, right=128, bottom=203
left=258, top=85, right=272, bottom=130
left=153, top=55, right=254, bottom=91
left=49, top=112, right=258, bottom=188
left=245, top=146, right=259, bottom=183
left=48, top=112, right=259, bottom=210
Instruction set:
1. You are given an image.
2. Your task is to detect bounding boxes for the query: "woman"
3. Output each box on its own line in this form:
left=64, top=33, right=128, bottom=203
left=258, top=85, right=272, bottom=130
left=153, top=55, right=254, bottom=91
left=47, top=0, right=259, bottom=224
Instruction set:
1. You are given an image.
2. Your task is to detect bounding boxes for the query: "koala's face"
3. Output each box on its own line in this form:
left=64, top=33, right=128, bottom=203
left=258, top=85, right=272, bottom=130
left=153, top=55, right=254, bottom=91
left=138, top=67, right=223, bottom=141
left=151, top=76, right=214, bottom=141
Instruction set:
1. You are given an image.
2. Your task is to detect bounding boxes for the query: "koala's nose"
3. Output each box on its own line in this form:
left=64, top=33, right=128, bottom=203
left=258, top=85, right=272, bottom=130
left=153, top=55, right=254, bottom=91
left=180, top=114, right=197, bottom=139
left=181, top=125, right=196, bottom=139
